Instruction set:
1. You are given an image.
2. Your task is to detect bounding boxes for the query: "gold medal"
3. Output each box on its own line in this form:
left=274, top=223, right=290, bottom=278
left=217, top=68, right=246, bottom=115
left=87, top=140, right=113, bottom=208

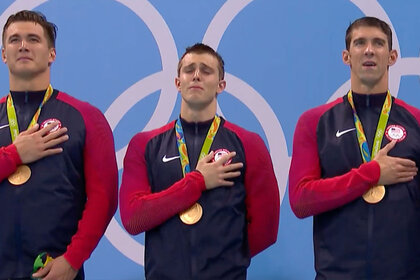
left=179, top=202, right=203, bottom=225
left=8, top=165, right=31, bottom=185
left=363, top=185, right=385, bottom=204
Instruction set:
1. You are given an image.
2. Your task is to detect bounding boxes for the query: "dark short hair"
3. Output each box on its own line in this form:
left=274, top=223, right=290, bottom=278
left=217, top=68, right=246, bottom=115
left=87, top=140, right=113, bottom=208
left=177, top=43, right=225, bottom=80
left=345, top=16, right=392, bottom=51
left=2, top=10, right=57, bottom=48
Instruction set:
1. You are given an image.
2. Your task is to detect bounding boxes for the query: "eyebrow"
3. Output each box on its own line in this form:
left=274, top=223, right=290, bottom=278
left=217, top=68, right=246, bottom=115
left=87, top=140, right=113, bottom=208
left=7, top=33, right=42, bottom=40
left=182, top=62, right=213, bottom=70
left=353, top=36, right=386, bottom=43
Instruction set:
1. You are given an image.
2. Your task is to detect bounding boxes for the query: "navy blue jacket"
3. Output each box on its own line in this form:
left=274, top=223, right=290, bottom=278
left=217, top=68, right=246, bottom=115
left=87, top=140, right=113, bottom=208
left=0, top=89, right=117, bottom=279
left=290, top=93, right=420, bottom=279
left=120, top=117, right=279, bottom=280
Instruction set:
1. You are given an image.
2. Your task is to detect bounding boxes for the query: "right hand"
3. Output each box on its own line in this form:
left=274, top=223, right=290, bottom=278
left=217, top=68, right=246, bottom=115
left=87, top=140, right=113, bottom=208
left=32, top=255, right=78, bottom=280
left=373, top=140, right=418, bottom=186
left=13, top=121, right=69, bottom=164
left=196, top=151, right=243, bottom=190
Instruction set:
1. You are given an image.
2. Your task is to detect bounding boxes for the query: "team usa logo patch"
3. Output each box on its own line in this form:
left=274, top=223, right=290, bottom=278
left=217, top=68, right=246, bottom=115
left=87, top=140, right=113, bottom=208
left=213, top=149, right=232, bottom=165
left=40, top=118, right=62, bottom=133
left=385, top=124, right=406, bottom=142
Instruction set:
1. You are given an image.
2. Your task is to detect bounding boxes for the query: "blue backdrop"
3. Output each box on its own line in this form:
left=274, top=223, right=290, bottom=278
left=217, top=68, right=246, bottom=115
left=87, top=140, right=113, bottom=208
left=0, top=1, right=419, bottom=279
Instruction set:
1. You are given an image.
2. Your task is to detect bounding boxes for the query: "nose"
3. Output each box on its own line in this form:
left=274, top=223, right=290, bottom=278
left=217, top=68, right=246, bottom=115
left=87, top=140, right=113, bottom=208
left=19, top=40, right=28, bottom=51
left=193, top=69, right=201, bottom=81
left=364, top=42, right=374, bottom=55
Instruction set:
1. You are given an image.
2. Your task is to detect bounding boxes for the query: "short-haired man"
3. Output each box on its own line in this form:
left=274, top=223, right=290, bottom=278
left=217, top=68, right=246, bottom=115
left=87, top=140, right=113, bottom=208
left=0, top=10, right=118, bottom=279
left=289, top=17, right=420, bottom=279
left=120, top=43, right=280, bottom=279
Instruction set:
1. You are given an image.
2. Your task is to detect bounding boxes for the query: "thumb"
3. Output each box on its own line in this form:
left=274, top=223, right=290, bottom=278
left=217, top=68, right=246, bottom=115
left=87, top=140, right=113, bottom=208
left=32, top=258, right=53, bottom=278
left=380, top=140, right=396, bottom=155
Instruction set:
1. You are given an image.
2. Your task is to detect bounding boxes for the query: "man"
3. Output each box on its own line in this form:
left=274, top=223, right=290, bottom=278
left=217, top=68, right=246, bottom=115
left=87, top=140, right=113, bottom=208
left=120, top=43, right=279, bottom=279
left=0, top=10, right=118, bottom=279
left=289, top=16, right=420, bottom=279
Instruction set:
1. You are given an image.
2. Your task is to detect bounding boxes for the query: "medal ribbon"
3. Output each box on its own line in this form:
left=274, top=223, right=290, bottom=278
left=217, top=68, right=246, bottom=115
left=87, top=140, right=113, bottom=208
left=175, top=115, right=221, bottom=176
left=7, top=84, right=53, bottom=141
left=347, top=90, right=392, bottom=162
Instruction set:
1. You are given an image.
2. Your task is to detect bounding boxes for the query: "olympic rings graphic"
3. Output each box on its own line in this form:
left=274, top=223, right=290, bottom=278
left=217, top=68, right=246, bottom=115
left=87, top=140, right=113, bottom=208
left=1, top=0, right=420, bottom=268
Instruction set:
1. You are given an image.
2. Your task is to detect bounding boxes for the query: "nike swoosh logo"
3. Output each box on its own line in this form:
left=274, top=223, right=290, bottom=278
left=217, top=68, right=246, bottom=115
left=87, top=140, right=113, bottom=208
left=162, top=155, right=180, bottom=163
left=0, top=124, right=9, bottom=130
left=336, top=128, right=356, bottom=138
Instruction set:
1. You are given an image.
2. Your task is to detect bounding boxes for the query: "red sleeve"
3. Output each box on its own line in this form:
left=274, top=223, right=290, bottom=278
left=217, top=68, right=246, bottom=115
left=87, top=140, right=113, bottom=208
left=394, top=99, right=420, bottom=125
left=119, top=127, right=207, bottom=235
left=288, top=103, right=380, bottom=219
left=225, top=122, right=280, bottom=257
left=58, top=93, right=118, bottom=270
left=0, top=144, right=22, bottom=181
left=0, top=96, right=22, bottom=181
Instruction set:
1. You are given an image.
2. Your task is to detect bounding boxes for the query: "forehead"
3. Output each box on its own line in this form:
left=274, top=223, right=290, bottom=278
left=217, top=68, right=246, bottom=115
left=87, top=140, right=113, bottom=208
left=181, top=52, right=219, bottom=68
left=4, top=21, right=45, bottom=38
left=350, top=26, right=388, bottom=41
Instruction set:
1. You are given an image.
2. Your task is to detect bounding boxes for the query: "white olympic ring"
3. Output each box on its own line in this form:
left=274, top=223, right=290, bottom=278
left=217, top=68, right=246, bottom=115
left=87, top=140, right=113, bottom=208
left=202, top=0, right=290, bottom=207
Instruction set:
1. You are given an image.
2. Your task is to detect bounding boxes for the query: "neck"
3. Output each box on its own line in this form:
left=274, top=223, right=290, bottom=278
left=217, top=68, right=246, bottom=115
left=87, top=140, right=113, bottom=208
left=350, top=73, right=389, bottom=94
left=9, top=72, right=50, bottom=92
left=180, top=103, right=216, bottom=123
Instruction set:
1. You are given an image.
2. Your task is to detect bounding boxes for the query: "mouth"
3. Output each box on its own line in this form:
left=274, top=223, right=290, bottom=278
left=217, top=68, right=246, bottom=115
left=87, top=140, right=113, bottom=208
left=189, top=85, right=203, bottom=90
left=17, top=57, right=32, bottom=61
left=362, top=61, right=376, bottom=67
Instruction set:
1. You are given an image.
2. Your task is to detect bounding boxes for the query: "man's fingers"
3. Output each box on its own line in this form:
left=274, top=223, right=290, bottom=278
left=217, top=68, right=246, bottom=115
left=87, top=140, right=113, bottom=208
left=213, top=151, right=236, bottom=165
left=394, top=175, right=416, bottom=184
left=395, top=158, right=417, bottom=168
left=44, top=134, right=69, bottom=148
left=397, top=172, right=417, bottom=179
left=37, top=121, right=61, bottom=136
left=43, top=127, right=68, bottom=141
left=200, top=151, right=215, bottom=163
left=19, top=123, right=39, bottom=136
left=221, top=171, right=241, bottom=179
left=219, top=180, right=235, bottom=187
left=379, top=140, right=396, bottom=155
left=42, top=147, right=64, bottom=157
left=223, top=162, right=243, bottom=172
left=32, top=259, right=53, bottom=278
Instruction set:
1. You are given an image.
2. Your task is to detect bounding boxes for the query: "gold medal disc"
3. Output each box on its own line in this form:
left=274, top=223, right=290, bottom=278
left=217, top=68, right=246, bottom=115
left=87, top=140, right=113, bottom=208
left=8, top=165, right=31, bottom=185
left=179, top=202, right=203, bottom=225
left=363, top=185, right=385, bottom=204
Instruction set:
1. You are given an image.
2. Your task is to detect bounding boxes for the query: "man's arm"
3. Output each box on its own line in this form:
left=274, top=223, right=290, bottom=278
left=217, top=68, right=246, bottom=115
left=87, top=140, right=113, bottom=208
left=119, top=131, right=206, bottom=235
left=0, top=144, right=21, bottom=181
left=61, top=106, right=118, bottom=270
left=119, top=131, right=244, bottom=235
left=0, top=122, right=68, bottom=182
left=14, top=122, right=68, bottom=164
left=241, top=133, right=280, bottom=257
left=289, top=109, right=380, bottom=219
left=288, top=109, right=417, bottom=219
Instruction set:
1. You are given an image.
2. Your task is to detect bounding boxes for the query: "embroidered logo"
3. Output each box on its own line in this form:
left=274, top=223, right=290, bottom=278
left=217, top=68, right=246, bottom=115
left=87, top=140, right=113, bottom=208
left=213, top=149, right=232, bottom=165
left=385, top=125, right=406, bottom=142
left=40, top=118, right=62, bottom=134
left=162, top=155, right=180, bottom=163
left=336, top=128, right=356, bottom=138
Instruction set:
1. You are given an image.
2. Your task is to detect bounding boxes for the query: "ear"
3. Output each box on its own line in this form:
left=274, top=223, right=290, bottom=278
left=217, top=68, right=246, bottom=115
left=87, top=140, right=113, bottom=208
left=48, top=48, right=56, bottom=66
left=175, top=77, right=181, bottom=92
left=216, top=79, right=226, bottom=94
left=1, top=47, right=7, bottom=64
left=388, top=49, right=398, bottom=66
left=1, top=48, right=6, bottom=64
left=342, top=50, right=351, bottom=66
